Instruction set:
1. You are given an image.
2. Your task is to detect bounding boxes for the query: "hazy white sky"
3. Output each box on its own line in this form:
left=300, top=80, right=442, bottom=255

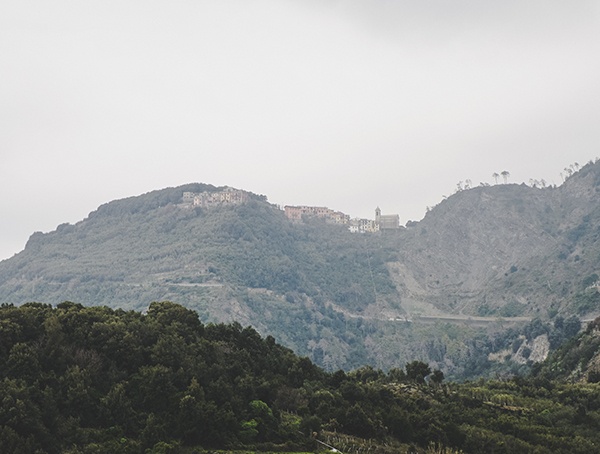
left=2, top=1, right=600, bottom=261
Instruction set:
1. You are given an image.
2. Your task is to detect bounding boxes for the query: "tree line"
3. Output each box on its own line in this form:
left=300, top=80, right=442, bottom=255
left=1, top=301, right=600, bottom=453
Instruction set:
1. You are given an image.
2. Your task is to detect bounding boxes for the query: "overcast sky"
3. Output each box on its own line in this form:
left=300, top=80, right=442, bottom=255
left=2, top=1, right=600, bottom=261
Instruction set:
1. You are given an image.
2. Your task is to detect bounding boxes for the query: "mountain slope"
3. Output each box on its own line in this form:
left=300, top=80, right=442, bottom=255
left=392, top=161, right=600, bottom=320
left=0, top=184, right=403, bottom=370
left=1, top=185, right=393, bottom=313
left=2, top=161, right=600, bottom=376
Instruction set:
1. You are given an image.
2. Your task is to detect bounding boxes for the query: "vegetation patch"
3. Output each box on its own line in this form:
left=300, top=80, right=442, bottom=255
left=1, top=302, right=600, bottom=453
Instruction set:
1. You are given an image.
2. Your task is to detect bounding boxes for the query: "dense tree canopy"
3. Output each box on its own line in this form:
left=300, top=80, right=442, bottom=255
left=1, top=302, right=600, bottom=453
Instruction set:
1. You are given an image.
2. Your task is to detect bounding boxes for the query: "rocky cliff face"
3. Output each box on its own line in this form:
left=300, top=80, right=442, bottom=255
left=386, top=160, right=600, bottom=320
left=392, top=184, right=558, bottom=314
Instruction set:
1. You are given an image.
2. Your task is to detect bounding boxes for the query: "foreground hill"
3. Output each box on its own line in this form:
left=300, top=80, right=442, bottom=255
left=1, top=302, right=600, bottom=454
left=1, top=161, right=600, bottom=377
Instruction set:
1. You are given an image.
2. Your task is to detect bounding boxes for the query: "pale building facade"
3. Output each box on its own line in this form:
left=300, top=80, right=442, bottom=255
left=375, top=207, right=399, bottom=230
left=182, top=188, right=250, bottom=208
left=284, top=205, right=350, bottom=224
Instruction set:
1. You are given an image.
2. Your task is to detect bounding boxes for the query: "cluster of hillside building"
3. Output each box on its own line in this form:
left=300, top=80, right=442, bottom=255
left=181, top=188, right=399, bottom=232
left=283, top=206, right=349, bottom=225
left=284, top=205, right=399, bottom=232
left=182, top=188, right=250, bottom=208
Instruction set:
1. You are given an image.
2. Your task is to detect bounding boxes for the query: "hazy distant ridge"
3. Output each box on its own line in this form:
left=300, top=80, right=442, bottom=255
left=2, top=161, right=600, bottom=377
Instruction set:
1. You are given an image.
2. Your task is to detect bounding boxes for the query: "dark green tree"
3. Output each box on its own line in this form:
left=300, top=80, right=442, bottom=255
left=406, top=360, right=431, bottom=383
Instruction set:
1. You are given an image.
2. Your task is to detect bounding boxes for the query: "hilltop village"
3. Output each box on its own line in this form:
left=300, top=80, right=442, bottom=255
left=181, top=188, right=400, bottom=232
left=182, top=187, right=250, bottom=207
left=284, top=205, right=400, bottom=232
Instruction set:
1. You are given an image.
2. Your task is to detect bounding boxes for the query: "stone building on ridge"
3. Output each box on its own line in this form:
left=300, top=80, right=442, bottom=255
left=375, top=207, right=399, bottom=230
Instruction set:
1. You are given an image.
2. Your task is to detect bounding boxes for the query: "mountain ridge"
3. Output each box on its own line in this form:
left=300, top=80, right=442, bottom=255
left=2, top=160, right=600, bottom=377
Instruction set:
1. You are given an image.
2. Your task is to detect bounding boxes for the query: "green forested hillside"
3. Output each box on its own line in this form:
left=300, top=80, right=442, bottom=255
left=1, top=302, right=600, bottom=454
left=0, top=185, right=397, bottom=313
left=0, top=184, right=404, bottom=371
